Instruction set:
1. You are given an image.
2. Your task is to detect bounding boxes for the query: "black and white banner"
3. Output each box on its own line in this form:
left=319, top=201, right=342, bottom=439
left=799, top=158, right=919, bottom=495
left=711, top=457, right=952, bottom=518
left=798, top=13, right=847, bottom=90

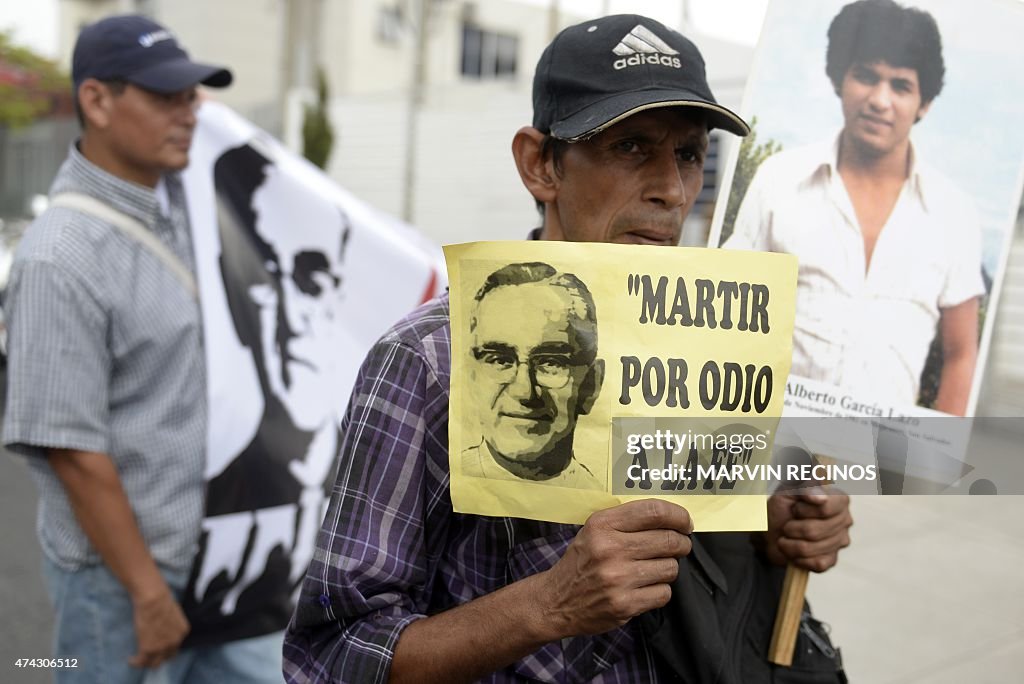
left=180, top=102, right=444, bottom=645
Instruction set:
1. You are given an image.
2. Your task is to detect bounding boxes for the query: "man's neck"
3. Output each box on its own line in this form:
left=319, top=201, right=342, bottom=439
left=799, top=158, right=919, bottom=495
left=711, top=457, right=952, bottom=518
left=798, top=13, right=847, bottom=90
left=536, top=223, right=560, bottom=241
left=835, top=131, right=911, bottom=271
left=836, top=131, right=910, bottom=182
left=79, top=134, right=161, bottom=188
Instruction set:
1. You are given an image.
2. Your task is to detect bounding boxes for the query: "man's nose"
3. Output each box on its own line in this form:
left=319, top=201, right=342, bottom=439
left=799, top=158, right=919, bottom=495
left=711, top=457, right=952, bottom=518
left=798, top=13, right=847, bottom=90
left=642, top=148, right=687, bottom=209
left=172, top=90, right=198, bottom=127
left=280, top=278, right=315, bottom=334
left=504, top=361, right=540, bottom=402
left=867, top=82, right=893, bottom=110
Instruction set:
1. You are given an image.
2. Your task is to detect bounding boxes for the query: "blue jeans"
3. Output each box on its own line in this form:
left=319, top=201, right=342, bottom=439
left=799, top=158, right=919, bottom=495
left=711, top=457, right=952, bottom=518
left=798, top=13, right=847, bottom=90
left=42, top=558, right=284, bottom=684
left=146, top=631, right=285, bottom=684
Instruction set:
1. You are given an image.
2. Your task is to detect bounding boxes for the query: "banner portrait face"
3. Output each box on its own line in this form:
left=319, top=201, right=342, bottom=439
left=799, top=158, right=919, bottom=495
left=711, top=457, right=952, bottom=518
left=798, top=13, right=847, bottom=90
left=468, top=265, right=604, bottom=479
left=181, top=102, right=446, bottom=645
left=247, top=166, right=351, bottom=432
left=215, top=144, right=352, bottom=434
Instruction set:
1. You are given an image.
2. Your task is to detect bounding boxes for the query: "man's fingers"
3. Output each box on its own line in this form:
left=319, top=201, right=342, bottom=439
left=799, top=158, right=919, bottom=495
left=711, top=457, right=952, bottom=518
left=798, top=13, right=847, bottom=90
left=782, top=510, right=853, bottom=542
left=791, top=491, right=850, bottom=520
left=630, top=558, right=681, bottom=588
left=786, top=548, right=843, bottom=573
left=597, top=499, right=693, bottom=535
left=623, top=529, right=692, bottom=560
left=777, top=530, right=850, bottom=558
left=777, top=529, right=851, bottom=562
left=128, top=652, right=158, bottom=669
left=129, top=645, right=178, bottom=670
left=629, top=583, right=675, bottom=615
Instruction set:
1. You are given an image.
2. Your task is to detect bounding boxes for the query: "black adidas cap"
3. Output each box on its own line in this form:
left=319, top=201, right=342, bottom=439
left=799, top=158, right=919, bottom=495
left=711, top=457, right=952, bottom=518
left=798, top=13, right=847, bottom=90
left=533, top=14, right=749, bottom=141
left=73, top=15, right=232, bottom=95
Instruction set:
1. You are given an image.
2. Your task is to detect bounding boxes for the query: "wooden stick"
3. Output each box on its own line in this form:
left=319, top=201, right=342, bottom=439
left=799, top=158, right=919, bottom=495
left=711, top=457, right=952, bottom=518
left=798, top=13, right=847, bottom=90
left=768, top=564, right=809, bottom=666
left=769, top=452, right=834, bottom=666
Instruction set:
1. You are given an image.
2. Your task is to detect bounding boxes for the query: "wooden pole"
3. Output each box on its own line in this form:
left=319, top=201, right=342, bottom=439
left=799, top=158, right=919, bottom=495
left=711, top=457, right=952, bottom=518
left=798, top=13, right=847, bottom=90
left=768, top=452, right=834, bottom=666
left=768, top=565, right=808, bottom=666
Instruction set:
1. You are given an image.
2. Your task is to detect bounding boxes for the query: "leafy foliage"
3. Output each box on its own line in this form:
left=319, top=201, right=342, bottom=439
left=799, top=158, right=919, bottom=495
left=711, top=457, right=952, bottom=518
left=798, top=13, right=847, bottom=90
left=302, top=67, right=334, bottom=170
left=718, top=116, right=781, bottom=244
left=0, top=32, right=70, bottom=128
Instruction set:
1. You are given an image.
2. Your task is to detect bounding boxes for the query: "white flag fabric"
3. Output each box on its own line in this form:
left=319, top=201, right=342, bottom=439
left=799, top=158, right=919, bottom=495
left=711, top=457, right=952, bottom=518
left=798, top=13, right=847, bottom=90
left=179, top=101, right=445, bottom=645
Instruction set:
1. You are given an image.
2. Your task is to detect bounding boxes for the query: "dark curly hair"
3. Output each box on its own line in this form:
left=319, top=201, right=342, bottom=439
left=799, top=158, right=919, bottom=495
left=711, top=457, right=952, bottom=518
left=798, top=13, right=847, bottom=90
left=826, top=0, right=945, bottom=105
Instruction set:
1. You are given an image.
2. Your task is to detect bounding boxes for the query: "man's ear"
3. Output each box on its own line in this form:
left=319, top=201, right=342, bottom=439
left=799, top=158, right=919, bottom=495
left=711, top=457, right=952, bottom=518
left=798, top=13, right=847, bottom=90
left=77, top=79, right=114, bottom=130
left=511, top=126, right=558, bottom=205
left=577, top=358, right=605, bottom=416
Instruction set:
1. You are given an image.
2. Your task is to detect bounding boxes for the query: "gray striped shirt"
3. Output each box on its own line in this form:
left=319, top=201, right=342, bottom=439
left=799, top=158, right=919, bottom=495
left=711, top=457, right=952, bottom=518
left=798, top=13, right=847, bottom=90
left=3, top=144, right=206, bottom=575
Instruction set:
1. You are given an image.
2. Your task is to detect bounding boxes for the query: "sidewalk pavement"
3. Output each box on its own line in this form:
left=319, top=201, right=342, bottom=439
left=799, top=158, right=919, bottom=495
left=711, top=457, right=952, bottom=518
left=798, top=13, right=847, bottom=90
left=1, top=452, right=52, bottom=684
left=810, top=494, right=1024, bottom=683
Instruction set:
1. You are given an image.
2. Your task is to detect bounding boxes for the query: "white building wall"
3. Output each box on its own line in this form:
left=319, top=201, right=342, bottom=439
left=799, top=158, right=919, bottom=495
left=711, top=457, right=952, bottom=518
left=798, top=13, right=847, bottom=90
left=316, top=0, right=562, bottom=99
left=325, top=93, right=410, bottom=218
left=319, top=0, right=593, bottom=244
left=59, top=0, right=284, bottom=125
left=324, top=84, right=536, bottom=244
left=320, top=0, right=412, bottom=98
left=412, top=86, right=538, bottom=245
left=155, top=0, right=284, bottom=117
left=57, top=0, right=126, bottom=69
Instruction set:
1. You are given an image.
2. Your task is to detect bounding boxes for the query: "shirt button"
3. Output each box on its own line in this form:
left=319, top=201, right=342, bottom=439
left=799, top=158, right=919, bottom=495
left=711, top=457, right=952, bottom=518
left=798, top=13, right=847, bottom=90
left=318, top=594, right=331, bottom=608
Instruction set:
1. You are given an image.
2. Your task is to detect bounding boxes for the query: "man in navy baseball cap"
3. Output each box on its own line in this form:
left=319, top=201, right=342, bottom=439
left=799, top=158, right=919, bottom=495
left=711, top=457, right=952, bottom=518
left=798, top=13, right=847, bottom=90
left=72, top=14, right=232, bottom=94
left=67, top=14, right=232, bottom=187
left=1, top=13, right=287, bottom=684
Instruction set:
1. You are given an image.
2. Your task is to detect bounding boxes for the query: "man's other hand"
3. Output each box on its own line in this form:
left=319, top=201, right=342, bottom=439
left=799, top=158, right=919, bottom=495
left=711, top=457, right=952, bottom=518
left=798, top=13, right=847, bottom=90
left=538, top=499, right=693, bottom=637
left=128, top=583, right=190, bottom=669
left=764, top=488, right=852, bottom=572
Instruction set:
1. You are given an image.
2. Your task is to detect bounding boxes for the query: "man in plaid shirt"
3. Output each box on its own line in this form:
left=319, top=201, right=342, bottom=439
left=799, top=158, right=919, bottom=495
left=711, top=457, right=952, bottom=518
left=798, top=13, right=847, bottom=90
left=284, top=14, right=853, bottom=683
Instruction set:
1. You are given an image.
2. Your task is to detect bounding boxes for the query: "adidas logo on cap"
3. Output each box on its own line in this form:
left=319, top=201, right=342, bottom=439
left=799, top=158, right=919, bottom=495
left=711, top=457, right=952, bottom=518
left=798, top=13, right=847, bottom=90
left=138, top=29, right=174, bottom=48
left=612, top=24, right=681, bottom=71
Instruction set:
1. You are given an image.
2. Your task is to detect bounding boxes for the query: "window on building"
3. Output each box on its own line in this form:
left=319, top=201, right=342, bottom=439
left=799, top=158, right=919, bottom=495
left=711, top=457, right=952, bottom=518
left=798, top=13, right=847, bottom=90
left=377, top=5, right=403, bottom=45
left=461, top=25, right=518, bottom=79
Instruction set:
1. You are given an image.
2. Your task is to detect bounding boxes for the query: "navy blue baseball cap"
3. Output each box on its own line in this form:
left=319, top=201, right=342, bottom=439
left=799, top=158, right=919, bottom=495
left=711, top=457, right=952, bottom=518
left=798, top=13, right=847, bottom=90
left=533, top=14, right=748, bottom=140
left=72, top=15, right=232, bottom=94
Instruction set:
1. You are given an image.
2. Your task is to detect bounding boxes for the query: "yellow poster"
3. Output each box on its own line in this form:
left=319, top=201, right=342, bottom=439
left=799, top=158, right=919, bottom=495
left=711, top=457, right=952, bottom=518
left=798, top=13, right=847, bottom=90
left=446, top=241, right=797, bottom=531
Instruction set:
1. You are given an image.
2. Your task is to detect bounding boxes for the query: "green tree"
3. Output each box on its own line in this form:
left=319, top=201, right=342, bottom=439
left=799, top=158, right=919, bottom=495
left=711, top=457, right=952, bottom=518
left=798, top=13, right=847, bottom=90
left=0, top=32, right=70, bottom=128
left=302, top=67, right=334, bottom=170
left=718, top=116, right=782, bottom=244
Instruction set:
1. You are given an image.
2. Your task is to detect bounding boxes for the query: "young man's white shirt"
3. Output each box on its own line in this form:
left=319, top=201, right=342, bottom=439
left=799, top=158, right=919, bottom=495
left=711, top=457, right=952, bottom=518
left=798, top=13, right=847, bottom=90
left=724, top=136, right=984, bottom=406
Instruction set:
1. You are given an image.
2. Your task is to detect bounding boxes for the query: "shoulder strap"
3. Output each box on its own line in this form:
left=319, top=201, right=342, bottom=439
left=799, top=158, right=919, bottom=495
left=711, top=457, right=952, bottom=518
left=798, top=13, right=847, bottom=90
left=49, top=192, right=198, bottom=299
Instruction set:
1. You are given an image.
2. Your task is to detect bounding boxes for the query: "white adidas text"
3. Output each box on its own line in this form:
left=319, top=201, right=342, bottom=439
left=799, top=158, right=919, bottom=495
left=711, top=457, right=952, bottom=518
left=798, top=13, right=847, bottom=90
left=613, top=54, right=682, bottom=70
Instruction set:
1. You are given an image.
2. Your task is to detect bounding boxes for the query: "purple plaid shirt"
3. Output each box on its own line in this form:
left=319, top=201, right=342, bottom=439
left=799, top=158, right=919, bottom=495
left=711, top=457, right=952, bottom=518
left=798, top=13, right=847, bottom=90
left=283, top=294, right=666, bottom=683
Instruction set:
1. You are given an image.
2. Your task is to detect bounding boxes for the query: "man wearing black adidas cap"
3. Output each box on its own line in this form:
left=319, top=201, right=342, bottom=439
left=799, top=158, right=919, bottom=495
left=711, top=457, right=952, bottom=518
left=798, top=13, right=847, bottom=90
left=2, top=14, right=281, bottom=684
left=285, top=14, right=851, bottom=683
